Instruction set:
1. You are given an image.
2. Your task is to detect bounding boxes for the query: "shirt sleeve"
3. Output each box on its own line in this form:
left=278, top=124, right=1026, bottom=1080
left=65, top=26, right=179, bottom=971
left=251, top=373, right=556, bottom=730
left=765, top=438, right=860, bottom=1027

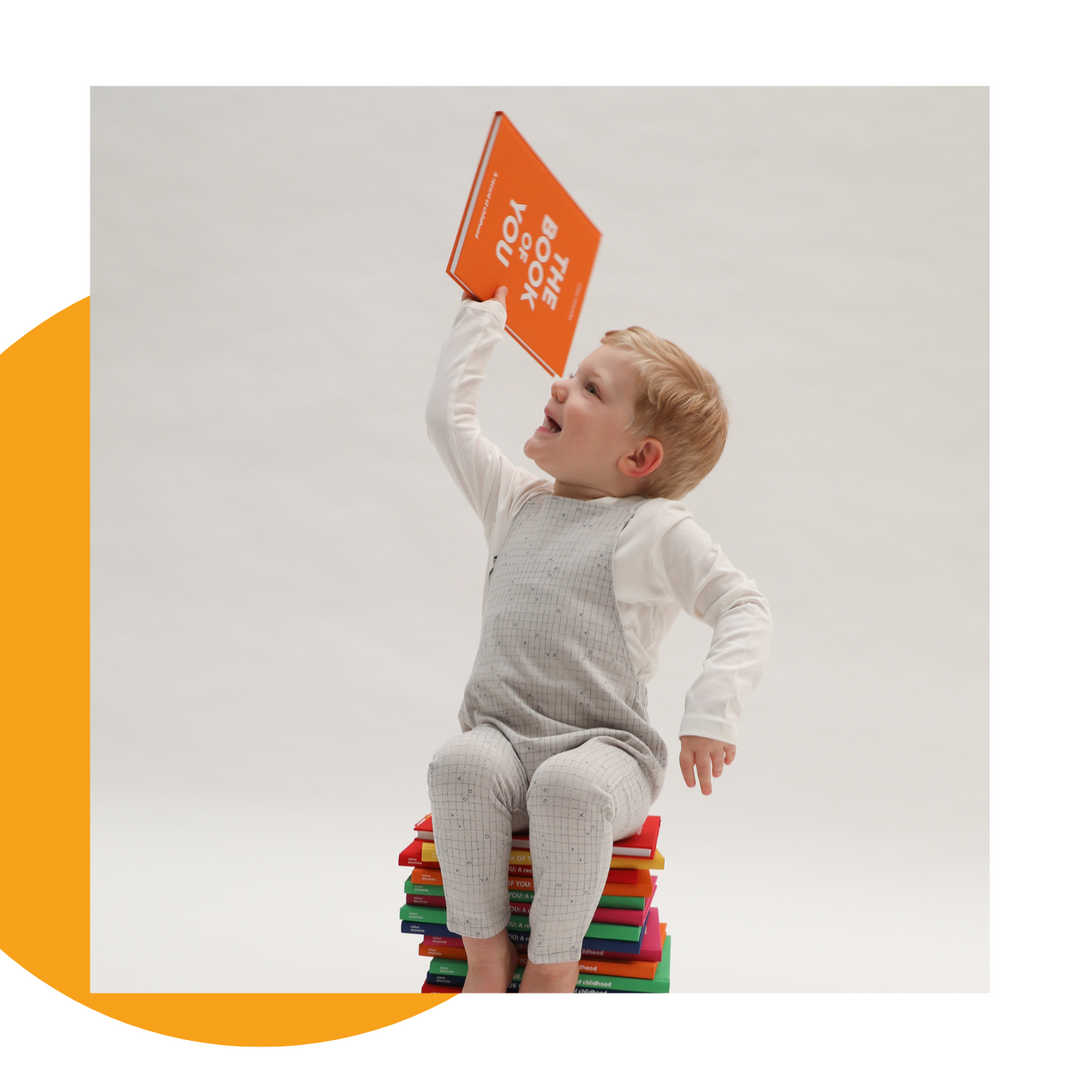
left=646, top=502, right=772, bottom=745
left=425, top=298, right=550, bottom=548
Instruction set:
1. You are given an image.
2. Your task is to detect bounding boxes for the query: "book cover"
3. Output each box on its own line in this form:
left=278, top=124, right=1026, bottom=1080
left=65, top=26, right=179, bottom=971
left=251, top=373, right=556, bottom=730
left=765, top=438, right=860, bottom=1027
left=413, top=813, right=660, bottom=859
left=446, top=112, right=601, bottom=377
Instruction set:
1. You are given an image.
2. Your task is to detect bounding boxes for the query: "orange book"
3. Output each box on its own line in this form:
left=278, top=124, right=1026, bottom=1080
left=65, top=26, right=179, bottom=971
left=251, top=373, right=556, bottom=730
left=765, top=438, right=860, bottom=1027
left=446, top=111, right=602, bottom=377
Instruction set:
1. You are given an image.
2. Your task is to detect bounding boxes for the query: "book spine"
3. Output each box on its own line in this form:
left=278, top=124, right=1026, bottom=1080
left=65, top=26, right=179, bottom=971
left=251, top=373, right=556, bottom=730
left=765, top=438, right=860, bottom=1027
left=507, top=866, right=646, bottom=888
left=403, top=876, right=444, bottom=897
left=418, top=943, right=659, bottom=979
left=421, top=841, right=663, bottom=872
left=418, top=944, right=470, bottom=961
left=417, top=834, right=655, bottom=858
left=447, top=112, right=503, bottom=275
left=505, top=888, right=647, bottom=910
left=412, top=925, right=646, bottom=955
left=420, top=983, right=636, bottom=995
left=402, top=904, right=643, bottom=941
left=425, top=970, right=668, bottom=993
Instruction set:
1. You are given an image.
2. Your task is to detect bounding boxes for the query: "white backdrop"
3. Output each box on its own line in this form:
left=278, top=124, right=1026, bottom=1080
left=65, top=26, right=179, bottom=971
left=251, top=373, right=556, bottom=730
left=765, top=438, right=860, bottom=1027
left=90, top=87, right=987, bottom=992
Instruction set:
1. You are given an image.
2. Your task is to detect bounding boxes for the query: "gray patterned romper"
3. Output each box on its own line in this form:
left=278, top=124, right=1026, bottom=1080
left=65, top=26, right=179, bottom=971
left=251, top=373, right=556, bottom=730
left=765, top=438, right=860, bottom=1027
left=428, top=493, right=668, bottom=964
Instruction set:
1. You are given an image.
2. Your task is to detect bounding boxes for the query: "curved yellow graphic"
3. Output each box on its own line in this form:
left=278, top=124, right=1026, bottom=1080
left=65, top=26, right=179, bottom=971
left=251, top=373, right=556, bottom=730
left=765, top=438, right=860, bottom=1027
left=0, top=299, right=452, bottom=1045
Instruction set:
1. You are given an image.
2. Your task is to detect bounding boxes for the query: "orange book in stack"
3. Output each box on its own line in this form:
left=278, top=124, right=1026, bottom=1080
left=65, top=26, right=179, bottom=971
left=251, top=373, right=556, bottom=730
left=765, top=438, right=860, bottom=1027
left=446, top=111, right=602, bottom=377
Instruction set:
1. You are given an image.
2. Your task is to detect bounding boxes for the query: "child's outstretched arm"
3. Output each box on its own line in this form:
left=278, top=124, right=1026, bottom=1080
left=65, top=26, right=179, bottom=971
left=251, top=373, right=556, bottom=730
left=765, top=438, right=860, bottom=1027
left=637, top=503, right=772, bottom=794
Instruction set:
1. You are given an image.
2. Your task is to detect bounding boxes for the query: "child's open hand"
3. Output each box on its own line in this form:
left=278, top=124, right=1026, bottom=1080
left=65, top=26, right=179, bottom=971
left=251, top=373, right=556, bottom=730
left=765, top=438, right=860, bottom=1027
left=461, top=286, right=508, bottom=310
left=678, top=736, right=736, bottom=796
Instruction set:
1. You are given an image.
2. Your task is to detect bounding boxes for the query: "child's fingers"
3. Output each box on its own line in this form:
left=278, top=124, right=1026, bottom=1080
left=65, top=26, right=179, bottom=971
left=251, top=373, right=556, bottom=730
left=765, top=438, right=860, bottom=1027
left=726, top=744, right=737, bottom=765
left=679, top=747, right=697, bottom=788
left=697, top=752, right=714, bottom=796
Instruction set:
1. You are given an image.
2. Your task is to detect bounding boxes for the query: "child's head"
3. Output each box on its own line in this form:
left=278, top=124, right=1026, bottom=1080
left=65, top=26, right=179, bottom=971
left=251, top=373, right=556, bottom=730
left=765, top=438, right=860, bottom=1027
left=602, top=326, right=728, bottom=500
left=522, top=326, right=728, bottom=502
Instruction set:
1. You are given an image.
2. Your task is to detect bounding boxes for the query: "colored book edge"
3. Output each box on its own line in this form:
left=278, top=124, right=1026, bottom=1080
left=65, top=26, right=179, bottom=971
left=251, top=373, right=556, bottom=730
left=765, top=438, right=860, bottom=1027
left=424, top=936, right=672, bottom=994
left=403, top=872, right=657, bottom=916
left=411, top=839, right=664, bottom=871
left=406, top=910, right=665, bottom=961
left=412, top=813, right=660, bottom=858
left=419, top=940, right=663, bottom=981
left=398, top=904, right=644, bottom=942
left=409, top=863, right=651, bottom=889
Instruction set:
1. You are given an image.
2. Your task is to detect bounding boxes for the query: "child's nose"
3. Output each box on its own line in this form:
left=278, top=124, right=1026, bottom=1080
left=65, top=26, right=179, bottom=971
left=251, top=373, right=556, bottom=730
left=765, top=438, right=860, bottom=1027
left=551, top=379, right=568, bottom=401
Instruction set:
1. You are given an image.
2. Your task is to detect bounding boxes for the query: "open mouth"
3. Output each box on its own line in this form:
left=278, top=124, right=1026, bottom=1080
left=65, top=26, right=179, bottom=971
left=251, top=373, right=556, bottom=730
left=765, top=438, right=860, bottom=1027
left=543, top=412, right=562, bottom=433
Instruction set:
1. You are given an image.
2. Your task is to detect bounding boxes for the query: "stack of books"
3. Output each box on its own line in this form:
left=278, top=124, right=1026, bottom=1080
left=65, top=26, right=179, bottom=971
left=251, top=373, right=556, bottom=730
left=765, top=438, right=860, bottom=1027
left=398, top=814, right=671, bottom=993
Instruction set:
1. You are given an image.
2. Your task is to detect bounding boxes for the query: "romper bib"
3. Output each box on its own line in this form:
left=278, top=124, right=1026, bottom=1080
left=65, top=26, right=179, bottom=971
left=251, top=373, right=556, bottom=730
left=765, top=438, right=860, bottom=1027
left=458, top=493, right=667, bottom=801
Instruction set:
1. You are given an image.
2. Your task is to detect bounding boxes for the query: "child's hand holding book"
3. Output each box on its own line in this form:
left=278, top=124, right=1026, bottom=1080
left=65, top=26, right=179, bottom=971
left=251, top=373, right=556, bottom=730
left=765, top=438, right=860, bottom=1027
left=679, top=736, right=736, bottom=796
left=461, top=286, right=508, bottom=310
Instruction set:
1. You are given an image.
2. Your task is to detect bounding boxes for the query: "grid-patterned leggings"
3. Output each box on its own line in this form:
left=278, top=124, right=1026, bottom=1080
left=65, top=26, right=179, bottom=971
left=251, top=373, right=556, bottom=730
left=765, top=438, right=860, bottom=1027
left=428, top=723, right=653, bottom=964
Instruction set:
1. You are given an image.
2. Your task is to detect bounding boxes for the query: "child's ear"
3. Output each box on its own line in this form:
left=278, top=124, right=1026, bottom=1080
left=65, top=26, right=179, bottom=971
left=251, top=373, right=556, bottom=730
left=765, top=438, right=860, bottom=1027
left=618, top=438, right=663, bottom=479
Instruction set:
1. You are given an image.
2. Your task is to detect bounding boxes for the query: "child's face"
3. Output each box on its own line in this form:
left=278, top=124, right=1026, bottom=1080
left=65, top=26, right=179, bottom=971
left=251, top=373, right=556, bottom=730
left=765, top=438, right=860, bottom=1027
left=523, top=345, right=647, bottom=499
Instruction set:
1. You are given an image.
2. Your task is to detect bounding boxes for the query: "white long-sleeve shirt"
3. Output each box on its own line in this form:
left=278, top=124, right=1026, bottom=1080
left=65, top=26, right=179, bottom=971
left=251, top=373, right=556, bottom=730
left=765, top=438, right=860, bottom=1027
left=426, top=298, right=772, bottom=746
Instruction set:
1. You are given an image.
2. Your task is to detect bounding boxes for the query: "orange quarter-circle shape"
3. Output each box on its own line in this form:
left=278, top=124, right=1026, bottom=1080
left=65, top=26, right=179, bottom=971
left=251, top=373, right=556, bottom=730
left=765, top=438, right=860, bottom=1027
left=0, top=299, right=451, bottom=1045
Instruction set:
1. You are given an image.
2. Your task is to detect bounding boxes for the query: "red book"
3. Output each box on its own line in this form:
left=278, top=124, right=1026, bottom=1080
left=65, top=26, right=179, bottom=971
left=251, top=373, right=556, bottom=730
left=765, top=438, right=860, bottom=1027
left=446, top=112, right=601, bottom=377
left=397, top=839, right=438, bottom=869
left=414, top=813, right=661, bottom=859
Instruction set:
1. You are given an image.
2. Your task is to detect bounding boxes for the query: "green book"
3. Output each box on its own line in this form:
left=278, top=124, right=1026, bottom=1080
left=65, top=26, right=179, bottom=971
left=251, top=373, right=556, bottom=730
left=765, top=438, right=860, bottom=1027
left=399, top=905, right=643, bottom=943
left=427, top=937, right=672, bottom=993
left=402, top=873, right=646, bottom=910
left=403, top=877, right=445, bottom=897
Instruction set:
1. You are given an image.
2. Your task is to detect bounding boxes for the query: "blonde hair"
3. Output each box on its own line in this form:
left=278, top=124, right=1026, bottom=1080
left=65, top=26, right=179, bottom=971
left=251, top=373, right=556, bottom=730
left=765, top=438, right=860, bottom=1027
left=601, top=326, right=728, bottom=500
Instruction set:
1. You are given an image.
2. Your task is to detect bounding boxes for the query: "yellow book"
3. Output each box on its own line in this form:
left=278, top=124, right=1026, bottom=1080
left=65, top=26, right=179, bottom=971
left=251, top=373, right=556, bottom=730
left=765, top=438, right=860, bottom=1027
left=421, top=841, right=665, bottom=872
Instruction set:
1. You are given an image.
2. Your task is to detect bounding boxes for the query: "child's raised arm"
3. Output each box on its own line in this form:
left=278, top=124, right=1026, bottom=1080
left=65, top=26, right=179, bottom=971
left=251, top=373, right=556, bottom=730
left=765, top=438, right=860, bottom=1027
left=425, top=286, right=548, bottom=549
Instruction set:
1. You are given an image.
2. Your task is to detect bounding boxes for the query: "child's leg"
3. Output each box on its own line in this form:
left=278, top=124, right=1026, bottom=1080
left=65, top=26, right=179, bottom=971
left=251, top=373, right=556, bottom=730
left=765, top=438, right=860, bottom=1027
left=427, top=725, right=528, bottom=941
left=522, top=739, right=653, bottom=980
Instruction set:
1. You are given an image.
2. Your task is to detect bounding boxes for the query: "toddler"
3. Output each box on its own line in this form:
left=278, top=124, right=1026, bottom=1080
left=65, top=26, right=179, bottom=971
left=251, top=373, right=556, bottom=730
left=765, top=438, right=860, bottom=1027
left=426, top=286, right=771, bottom=992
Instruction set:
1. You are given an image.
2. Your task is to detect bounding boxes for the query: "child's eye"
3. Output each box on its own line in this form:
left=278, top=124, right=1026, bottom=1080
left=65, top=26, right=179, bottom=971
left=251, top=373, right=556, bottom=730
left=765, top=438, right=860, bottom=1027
left=585, top=382, right=599, bottom=396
